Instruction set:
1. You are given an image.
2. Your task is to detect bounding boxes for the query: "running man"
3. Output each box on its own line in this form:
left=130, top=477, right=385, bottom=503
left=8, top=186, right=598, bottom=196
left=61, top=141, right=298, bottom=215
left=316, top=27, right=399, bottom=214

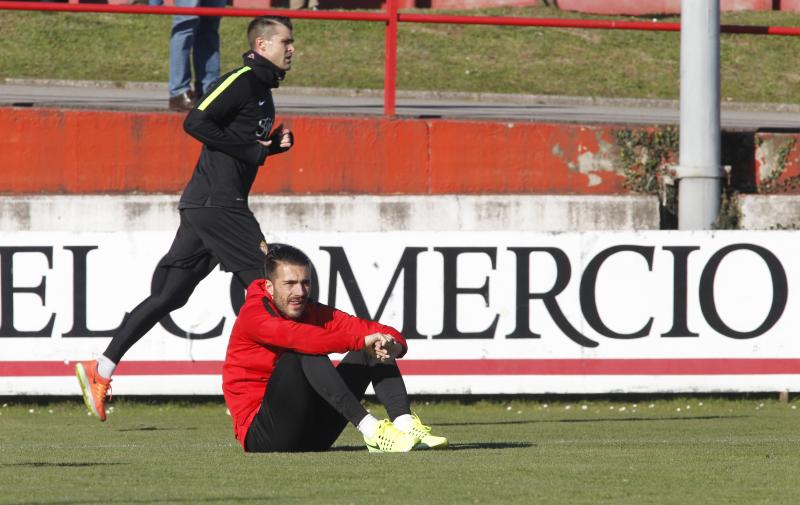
left=223, top=244, right=448, bottom=452
left=77, top=16, right=296, bottom=421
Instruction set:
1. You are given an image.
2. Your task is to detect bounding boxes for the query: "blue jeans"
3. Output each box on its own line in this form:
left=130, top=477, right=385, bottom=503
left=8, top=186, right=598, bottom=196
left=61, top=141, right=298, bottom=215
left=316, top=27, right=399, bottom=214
left=167, top=0, right=226, bottom=98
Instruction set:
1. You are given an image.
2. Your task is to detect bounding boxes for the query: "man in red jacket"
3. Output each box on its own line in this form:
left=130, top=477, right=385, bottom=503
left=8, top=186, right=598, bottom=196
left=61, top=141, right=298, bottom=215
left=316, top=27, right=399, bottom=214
left=223, top=244, right=448, bottom=453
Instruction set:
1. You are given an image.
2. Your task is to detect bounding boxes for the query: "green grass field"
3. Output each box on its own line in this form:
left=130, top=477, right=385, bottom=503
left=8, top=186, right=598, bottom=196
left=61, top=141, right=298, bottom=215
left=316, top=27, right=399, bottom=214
left=1, top=397, right=799, bottom=504
left=3, top=6, right=800, bottom=102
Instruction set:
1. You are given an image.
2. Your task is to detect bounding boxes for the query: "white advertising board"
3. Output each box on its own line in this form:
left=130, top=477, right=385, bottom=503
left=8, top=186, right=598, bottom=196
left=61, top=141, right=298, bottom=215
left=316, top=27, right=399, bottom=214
left=1, top=229, right=798, bottom=395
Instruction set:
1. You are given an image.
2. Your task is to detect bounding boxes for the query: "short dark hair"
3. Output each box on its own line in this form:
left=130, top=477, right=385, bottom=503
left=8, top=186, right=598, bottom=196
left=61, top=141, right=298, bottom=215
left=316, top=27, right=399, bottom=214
left=247, top=16, right=293, bottom=49
left=264, top=244, right=311, bottom=281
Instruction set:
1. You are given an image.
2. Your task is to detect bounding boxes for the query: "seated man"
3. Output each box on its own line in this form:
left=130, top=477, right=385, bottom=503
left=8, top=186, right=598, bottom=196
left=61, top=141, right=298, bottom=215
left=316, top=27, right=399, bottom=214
left=222, top=244, right=448, bottom=453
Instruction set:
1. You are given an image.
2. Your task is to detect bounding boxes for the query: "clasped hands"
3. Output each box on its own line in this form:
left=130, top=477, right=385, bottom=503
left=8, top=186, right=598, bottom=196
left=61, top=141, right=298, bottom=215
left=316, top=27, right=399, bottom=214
left=364, top=333, right=402, bottom=363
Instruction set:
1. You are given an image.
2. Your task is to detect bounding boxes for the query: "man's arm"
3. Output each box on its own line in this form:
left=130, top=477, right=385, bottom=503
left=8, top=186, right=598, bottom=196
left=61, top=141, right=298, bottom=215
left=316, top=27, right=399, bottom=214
left=183, top=72, right=269, bottom=166
left=323, top=307, right=409, bottom=358
left=239, top=303, right=366, bottom=355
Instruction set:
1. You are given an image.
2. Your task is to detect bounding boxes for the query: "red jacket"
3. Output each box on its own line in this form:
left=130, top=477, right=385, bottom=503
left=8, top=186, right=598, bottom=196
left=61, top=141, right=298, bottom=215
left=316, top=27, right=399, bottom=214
left=222, top=280, right=407, bottom=449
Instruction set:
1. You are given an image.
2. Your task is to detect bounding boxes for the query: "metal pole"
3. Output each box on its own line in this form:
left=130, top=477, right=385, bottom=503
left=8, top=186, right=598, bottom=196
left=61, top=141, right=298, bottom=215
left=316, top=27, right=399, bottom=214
left=384, top=0, right=398, bottom=117
left=677, top=0, right=722, bottom=230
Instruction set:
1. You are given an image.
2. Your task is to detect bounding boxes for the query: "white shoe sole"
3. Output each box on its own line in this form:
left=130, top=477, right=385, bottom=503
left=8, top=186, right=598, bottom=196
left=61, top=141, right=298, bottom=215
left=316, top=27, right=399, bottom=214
left=414, top=438, right=449, bottom=450
left=75, top=363, right=101, bottom=418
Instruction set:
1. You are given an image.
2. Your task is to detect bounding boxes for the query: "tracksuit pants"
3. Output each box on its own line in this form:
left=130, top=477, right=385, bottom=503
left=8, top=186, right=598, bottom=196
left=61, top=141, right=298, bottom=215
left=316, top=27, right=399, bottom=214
left=103, top=208, right=264, bottom=363
left=244, top=350, right=411, bottom=452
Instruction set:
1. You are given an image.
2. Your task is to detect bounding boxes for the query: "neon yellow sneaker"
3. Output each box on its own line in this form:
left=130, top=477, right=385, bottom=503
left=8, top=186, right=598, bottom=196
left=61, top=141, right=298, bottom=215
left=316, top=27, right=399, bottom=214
left=76, top=361, right=112, bottom=422
left=406, top=414, right=448, bottom=450
left=364, top=419, right=419, bottom=453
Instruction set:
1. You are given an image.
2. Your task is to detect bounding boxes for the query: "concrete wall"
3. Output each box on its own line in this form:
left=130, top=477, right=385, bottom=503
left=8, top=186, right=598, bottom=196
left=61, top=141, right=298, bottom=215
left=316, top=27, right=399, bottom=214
left=0, top=194, right=661, bottom=232
left=8, top=106, right=800, bottom=229
left=0, top=107, right=627, bottom=195
left=738, top=195, right=800, bottom=229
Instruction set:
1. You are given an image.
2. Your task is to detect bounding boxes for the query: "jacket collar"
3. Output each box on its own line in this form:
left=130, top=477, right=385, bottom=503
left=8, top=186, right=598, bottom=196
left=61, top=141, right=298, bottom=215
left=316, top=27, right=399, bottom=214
left=242, top=50, right=285, bottom=89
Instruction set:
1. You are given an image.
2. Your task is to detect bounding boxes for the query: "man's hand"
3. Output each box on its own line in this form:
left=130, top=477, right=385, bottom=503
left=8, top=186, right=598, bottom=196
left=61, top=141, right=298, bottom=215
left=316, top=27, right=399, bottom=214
left=379, top=335, right=403, bottom=361
left=257, top=124, right=293, bottom=154
left=364, top=333, right=389, bottom=361
left=364, top=333, right=402, bottom=362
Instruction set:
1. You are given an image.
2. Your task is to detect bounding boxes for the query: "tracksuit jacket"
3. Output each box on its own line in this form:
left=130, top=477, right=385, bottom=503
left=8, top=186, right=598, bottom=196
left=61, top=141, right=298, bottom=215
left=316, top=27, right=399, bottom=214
left=179, top=50, right=285, bottom=210
left=222, top=280, right=408, bottom=449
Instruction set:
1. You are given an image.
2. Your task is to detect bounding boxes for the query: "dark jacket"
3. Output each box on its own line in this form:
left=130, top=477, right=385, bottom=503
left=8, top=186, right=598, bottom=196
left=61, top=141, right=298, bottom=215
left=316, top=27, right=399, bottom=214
left=179, top=51, right=286, bottom=210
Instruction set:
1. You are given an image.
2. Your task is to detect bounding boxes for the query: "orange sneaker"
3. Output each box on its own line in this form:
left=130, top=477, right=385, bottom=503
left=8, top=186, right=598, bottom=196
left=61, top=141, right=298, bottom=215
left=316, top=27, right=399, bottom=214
left=75, top=361, right=112, bottom=421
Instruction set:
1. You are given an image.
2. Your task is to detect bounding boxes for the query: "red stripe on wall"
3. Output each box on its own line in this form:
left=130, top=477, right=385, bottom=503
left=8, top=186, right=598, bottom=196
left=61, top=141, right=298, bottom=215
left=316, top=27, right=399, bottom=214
left=399, top=359, right=800, bottom=375
left=2, top=359, right=800, bottom=377
left=0, top=361, right=225, bottom=377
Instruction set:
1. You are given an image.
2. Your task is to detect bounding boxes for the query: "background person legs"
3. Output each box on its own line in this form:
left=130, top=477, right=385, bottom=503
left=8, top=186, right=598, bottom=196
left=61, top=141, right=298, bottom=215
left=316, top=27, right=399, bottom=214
left=168, top=0, right=224, bottom=111
left=288, top=0, right=319, bottom=9
left=192, top=0, right=226, bottom=97
left=169, top=0, right=200, bottom=110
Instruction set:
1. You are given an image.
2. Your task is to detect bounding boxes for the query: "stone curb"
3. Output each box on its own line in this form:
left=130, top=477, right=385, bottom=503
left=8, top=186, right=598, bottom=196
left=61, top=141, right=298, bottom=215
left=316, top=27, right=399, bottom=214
left=4, top=77, right=800, bottom=113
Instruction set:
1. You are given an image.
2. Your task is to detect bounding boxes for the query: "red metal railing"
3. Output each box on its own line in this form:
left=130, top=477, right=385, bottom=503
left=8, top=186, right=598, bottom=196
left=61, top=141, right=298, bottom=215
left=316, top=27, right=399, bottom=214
left=3, top=0, right=800, bottom=115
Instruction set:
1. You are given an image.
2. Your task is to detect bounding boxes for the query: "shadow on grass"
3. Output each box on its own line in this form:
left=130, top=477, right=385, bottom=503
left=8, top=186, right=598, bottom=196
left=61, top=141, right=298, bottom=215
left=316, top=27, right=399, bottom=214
left=448, top=441, right=534, bottom=451
left=10, top=498, right=260, bottom=504
left=1, top=462, right=125, bottom=468
left=329, top=441, right=533, bottom=452
left=115, top=426, right=198, bottom=432
left=436, top=415, right=744, bottom=427
left=329, top=445, right=374, bottom=452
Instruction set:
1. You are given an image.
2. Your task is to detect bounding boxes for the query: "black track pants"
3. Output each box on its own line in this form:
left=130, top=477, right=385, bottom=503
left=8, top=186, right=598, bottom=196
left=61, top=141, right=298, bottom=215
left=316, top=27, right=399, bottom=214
left=102, top=265, right=261, bottom=363
left=102, top=208, right=264, bottom=364
left=244, top=351, right=411, bottom=453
